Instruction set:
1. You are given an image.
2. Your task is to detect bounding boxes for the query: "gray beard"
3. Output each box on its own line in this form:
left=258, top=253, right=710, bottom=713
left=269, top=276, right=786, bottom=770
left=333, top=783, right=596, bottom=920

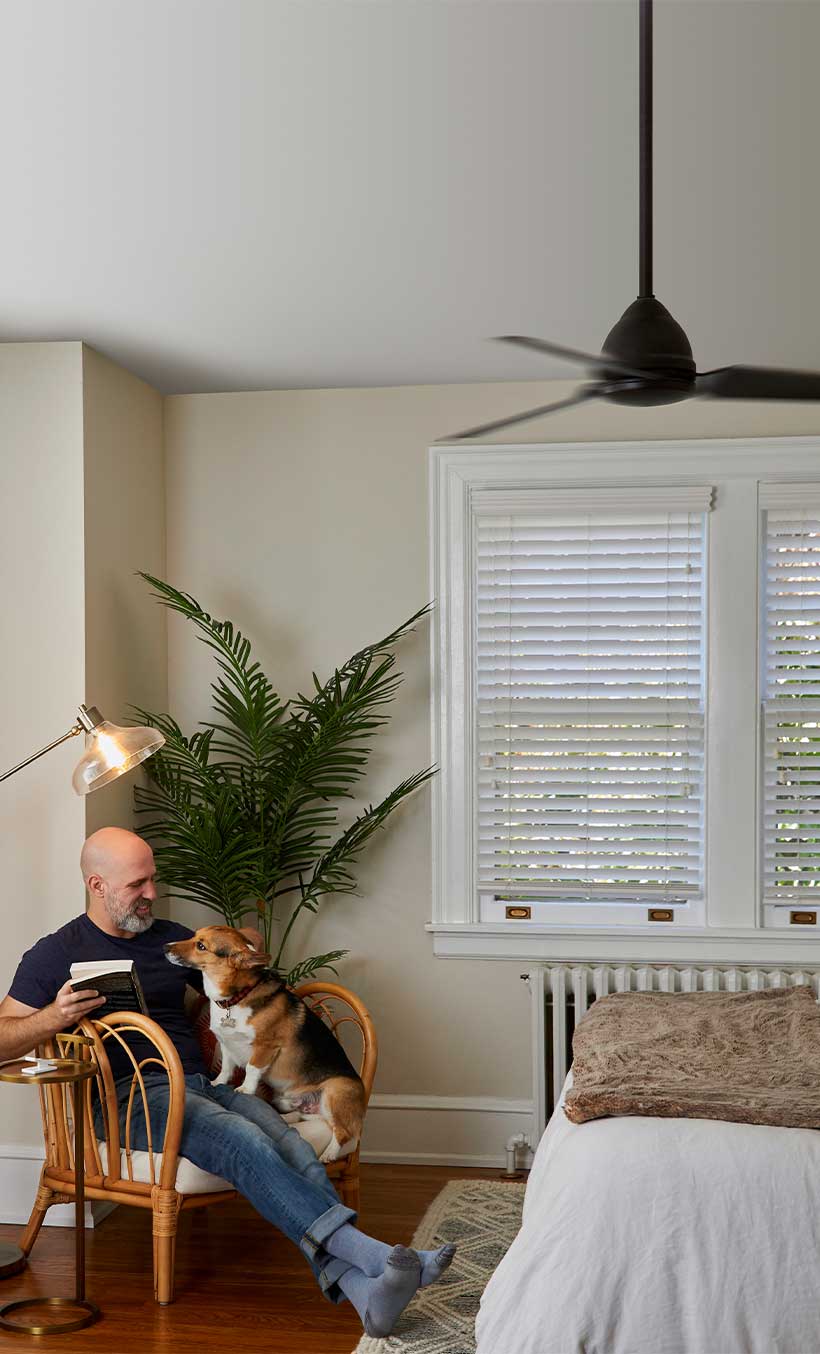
left=113, top=909, right=152, bottom=935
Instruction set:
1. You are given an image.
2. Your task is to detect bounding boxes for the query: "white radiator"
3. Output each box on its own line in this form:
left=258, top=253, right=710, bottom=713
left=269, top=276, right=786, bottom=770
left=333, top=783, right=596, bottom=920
left=524, top=962, right=820, bottom=1142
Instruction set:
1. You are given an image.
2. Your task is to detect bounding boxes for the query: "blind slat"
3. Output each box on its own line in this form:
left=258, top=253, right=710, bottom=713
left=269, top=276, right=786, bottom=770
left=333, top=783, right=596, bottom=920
left=475, top=500, right=707, bottom=901
left=762, top=507, right=820, bottom=901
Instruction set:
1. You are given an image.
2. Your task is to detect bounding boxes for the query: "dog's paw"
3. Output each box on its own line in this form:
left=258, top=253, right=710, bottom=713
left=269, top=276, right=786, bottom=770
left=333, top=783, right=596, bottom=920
left=319, top=1138, right=341, bottom=1164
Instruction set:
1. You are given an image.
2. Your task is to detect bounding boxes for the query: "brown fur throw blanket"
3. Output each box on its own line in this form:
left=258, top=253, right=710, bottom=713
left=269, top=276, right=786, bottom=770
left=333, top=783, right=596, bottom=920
left=564, top=983, right=820, bottom=1128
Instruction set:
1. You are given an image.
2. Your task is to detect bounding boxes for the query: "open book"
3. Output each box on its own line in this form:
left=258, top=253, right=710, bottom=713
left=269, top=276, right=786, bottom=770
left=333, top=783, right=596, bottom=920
left=69, top=960, right=149, bottom=1017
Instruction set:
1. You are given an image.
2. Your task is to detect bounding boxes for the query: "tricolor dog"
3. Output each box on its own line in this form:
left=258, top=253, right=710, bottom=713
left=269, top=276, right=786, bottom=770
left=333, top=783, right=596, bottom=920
left=164, top=925, right=365, bottom=1163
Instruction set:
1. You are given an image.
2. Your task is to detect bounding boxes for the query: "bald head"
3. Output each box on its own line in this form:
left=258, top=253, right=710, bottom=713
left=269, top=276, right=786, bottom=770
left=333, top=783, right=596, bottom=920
left=81, top=827, right=149, bottom=883
left=81, top=828, right=157, bottom=938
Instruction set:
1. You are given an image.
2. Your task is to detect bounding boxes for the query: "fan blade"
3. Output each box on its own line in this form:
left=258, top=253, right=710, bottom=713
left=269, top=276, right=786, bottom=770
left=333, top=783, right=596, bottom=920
left=697, top=365, right=820, bottom=401
left=439, top=387, right=599, bottom=442
left=496, top=335, right=660, bottom=383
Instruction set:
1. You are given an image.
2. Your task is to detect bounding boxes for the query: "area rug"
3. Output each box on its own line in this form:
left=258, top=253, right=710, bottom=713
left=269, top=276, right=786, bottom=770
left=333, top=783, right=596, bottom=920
left=352, top=1179, right=526, bottom=1354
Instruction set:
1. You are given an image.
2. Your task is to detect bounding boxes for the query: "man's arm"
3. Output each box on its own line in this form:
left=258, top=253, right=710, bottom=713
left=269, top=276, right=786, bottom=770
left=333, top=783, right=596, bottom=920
left=0, top=986, right=106, bottom=1062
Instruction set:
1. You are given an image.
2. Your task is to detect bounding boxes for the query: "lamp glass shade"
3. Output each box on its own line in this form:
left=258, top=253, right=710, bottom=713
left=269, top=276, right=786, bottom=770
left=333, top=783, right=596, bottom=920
left=71, top=721, right=165, bottom=796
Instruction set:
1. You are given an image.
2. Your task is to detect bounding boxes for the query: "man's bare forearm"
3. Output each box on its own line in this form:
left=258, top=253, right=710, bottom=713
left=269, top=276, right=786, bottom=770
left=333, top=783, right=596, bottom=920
left=0, top=1007, right=64, bottom=1062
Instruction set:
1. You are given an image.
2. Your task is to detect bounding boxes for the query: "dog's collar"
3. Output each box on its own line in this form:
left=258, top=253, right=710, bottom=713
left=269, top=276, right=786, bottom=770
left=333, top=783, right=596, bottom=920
left=214, top=975, right=284, bottom=1009
left=214, top=979, right=263, bottom=1009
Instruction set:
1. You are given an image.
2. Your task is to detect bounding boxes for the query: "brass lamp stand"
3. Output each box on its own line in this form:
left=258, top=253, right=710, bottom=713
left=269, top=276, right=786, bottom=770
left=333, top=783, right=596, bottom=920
left=0, top=1059, right=99, bottom=1335
left=0, top=697, right=165, bottom=1313
left=0, top=1245, right=25, bottom=1280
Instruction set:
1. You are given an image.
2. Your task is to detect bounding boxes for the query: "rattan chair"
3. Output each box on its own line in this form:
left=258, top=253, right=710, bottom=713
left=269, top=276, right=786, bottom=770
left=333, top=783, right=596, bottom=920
left=19, top=983, right=377, bottom=1304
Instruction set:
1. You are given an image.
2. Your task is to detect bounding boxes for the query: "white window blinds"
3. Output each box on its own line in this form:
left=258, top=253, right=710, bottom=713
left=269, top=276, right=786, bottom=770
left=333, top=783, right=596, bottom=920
left=761, top=485, right=820, bottom=903
left=474, top=486, right=712, bottom=904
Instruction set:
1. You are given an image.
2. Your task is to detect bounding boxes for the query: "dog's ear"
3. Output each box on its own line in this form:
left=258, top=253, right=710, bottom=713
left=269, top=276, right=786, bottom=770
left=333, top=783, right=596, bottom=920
left=233, top=946, right=272, bottom=970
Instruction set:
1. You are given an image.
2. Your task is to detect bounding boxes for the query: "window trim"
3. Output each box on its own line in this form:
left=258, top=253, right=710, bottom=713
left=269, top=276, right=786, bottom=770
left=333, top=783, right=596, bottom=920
left=429, top=434, right=820, bottom=963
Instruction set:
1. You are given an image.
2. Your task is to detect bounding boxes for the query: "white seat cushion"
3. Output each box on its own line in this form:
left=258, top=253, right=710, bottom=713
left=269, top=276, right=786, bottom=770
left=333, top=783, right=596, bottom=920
left=97, top=1140, right=233, bottom=1193
left=96, top=1115, right=353, bottom=1195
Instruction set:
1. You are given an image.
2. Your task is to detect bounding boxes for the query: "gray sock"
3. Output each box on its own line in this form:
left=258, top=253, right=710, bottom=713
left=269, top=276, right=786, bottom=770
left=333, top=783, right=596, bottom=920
left=419, top=1241, right=456, bottom=1287
left=337, top=1245, right=421, bottom=1338
left=325, top=1221, right=456, bottom=1286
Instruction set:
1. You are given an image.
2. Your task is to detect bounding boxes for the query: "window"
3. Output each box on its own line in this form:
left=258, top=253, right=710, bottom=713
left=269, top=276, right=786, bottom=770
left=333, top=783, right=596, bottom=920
left=430, top=437, right=820, bottom=962
left=474, top=487, right=710, bottom=927
left=761, top=485, right=820, bottom=924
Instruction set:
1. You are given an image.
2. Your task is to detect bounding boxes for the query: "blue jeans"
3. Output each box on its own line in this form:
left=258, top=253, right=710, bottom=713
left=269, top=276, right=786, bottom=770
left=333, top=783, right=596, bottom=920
left=94, top=1072, right=356, bottom=1302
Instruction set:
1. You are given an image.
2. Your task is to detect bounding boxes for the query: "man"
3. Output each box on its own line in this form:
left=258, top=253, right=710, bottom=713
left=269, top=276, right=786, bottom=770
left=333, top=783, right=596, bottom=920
left=0, top=828, right=454, bottom=1337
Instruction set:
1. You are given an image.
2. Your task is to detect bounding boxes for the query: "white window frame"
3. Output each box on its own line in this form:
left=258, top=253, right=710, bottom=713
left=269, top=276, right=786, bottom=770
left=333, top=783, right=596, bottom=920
left=429, top=435, right=820, bottom=963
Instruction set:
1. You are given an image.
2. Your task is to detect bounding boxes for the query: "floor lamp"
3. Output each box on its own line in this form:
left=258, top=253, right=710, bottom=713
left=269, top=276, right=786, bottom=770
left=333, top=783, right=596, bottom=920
left=0, top=702, right=165, bottom=1277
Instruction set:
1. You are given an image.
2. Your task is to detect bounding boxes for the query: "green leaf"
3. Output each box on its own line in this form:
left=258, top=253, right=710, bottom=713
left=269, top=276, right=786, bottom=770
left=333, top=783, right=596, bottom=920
left=284, top=950, right=349, bottom=986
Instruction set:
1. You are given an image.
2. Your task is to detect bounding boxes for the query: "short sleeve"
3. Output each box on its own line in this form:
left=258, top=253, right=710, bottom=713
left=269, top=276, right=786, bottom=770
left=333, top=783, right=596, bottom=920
left=8, top=935, right=67, bottom=1010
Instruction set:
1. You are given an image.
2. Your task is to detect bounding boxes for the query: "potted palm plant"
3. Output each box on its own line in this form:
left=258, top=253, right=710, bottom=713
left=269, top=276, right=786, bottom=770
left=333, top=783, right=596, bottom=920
left=132, top=574, right=434, bottom=984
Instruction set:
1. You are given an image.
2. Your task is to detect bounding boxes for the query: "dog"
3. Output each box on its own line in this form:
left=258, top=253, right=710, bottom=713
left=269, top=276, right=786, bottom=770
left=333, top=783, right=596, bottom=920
left=164, top=925, right=365, bottom=1163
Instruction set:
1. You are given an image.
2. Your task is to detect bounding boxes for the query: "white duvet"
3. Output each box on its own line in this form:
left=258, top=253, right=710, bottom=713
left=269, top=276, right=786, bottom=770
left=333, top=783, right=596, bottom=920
left=476, top=1073, right=820, bottom=1354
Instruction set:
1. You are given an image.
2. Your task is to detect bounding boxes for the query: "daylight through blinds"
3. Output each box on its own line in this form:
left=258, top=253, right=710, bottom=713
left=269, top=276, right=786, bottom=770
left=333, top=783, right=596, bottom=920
left=762, top=490, right=820, bottom=902
left=474, top=487, right=711, bottom=902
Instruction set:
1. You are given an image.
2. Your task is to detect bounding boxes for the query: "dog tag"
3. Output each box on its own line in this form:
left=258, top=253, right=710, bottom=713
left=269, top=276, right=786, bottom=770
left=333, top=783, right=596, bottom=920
left=220, top=1012, right=236, bottom=1028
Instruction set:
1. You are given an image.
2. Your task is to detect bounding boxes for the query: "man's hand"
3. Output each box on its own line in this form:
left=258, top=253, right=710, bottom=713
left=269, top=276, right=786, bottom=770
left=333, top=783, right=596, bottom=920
left=0, top=983, right=106, bottom=1063
left=49, top=980, right=107, bottom=1027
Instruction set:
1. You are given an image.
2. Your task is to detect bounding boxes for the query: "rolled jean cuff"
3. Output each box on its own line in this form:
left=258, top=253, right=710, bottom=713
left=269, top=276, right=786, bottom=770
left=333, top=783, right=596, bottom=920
left=300, top=1201, right=357, bottom=1301
left=316, top=1254, right=355, bottom=1304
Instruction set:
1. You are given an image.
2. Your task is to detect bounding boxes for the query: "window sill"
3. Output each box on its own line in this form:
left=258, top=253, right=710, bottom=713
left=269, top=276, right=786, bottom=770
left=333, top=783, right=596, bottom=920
left=426, top=922, right=820, bottom=965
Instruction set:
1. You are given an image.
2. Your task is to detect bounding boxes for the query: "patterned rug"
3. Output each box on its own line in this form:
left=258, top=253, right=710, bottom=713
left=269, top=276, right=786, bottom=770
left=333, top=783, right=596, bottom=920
left=352, top=1179, right=526, bottom=1354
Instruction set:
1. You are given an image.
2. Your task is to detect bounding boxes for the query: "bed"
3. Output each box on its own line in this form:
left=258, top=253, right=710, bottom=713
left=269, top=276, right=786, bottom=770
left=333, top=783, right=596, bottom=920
left=475, top=1070, right=820, bottom=1354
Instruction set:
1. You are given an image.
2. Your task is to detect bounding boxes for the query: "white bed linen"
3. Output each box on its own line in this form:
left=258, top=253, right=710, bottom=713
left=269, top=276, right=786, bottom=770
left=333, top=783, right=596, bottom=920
left=476, top=1071, right=820, bottom=1354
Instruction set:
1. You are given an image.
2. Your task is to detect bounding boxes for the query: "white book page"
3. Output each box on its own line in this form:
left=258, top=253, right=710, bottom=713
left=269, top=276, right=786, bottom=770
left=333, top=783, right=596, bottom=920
left=69, top=959, right=135, bottom=979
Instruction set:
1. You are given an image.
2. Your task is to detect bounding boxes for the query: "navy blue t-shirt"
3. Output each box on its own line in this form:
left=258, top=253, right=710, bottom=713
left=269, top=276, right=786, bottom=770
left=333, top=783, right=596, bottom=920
left=9, top=914, right=207, bottom=1083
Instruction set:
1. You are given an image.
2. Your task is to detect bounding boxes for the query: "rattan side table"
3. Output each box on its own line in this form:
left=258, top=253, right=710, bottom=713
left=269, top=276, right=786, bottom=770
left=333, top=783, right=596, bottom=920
left=0, top=1058, right=99, bottom=1334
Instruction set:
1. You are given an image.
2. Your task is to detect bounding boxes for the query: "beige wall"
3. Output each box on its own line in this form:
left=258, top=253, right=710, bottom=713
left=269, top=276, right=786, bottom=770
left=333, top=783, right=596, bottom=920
left=164, top=381, right=820, bottom=1109
left=0, top=342, right=165, bottom=1195
left=82, top=345, right=167, bottom=834
left=0, top=343, right=86, bottom=1146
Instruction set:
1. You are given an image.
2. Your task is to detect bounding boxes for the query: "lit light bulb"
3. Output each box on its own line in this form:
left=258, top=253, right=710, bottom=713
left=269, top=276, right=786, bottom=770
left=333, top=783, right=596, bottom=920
left=71, top=705, right=165, bottom=795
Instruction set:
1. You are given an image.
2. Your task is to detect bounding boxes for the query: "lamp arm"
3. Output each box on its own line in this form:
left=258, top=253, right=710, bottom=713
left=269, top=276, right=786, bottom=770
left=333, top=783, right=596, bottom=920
left=0, top=723, right=84, bottom=784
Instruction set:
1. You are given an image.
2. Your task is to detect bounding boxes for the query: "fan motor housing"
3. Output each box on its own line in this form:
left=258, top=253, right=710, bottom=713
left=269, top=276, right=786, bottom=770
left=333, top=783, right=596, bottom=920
left=602, top=296, right=696, bottom=404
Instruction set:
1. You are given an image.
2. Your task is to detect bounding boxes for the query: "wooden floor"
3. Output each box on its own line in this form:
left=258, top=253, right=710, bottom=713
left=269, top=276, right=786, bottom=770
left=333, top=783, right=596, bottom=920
left=0, top=1164, right=500, bottom=1353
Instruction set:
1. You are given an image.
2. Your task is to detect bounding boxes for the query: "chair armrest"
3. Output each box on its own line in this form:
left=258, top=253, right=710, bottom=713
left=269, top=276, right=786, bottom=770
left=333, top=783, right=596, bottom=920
left=78, top=1011, right=187, bottom=1192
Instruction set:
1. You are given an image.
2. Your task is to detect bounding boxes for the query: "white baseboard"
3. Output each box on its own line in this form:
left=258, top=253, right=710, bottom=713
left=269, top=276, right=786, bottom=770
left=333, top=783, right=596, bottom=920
left=0, top=1143, right=115, bottom=1228
left=360, top=1150, right=521, bottom=1168
left=360, top=1094, right=535, bottom=1168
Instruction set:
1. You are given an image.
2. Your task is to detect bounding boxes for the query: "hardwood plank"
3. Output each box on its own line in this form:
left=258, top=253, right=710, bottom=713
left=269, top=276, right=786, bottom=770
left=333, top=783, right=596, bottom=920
left=0, top=1164, right=503, bottom=1353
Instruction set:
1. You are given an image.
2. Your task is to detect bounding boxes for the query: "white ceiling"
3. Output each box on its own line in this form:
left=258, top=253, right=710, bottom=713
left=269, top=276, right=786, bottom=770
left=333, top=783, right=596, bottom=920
left=1, top=0, right=818, bottom=395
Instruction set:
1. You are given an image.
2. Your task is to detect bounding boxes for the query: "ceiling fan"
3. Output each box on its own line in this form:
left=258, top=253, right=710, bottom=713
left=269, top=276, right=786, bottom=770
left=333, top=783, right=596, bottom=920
left=446, top=0, right=820, bottom=441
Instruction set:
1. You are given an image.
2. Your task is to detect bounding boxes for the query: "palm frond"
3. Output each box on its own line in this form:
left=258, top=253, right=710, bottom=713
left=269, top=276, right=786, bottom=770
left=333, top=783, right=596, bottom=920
left=260, top=605, right=433, bottom=886
left=285, top=950, right=349, bottom=986
left=308, top=767, right=436, bottom=900
left=138, top=573, right=286, bottom=769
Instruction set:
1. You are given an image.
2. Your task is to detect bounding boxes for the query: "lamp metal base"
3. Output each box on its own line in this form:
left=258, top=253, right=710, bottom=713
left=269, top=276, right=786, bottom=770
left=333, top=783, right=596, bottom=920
left=0, top=1296, right=99, bottom=1335
left=0, top=1242, right=25, bottom=1280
